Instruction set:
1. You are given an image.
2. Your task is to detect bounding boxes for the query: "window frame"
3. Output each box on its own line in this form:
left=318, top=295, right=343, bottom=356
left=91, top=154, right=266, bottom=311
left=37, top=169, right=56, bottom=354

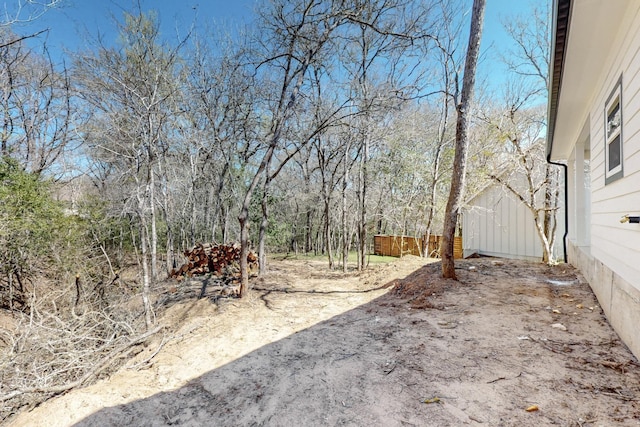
left=604, top=75, right=623, bottom=185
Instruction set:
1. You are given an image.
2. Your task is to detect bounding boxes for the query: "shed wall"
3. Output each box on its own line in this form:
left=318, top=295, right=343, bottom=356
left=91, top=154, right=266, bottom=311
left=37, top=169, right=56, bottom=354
left=462, top=185, right=564, bottom=261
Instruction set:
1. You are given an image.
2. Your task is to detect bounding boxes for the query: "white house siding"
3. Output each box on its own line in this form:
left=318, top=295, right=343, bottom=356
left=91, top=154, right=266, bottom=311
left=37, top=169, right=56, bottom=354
left=462, top=184, right=564, bottom=262
left=553, top=2, right=640, bottom=359
left=587, top=6, right=640, bottom=293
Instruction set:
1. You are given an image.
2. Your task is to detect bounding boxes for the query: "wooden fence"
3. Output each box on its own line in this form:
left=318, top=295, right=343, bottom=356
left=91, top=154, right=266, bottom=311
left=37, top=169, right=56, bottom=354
left=374, top=235, right=462, bottom=259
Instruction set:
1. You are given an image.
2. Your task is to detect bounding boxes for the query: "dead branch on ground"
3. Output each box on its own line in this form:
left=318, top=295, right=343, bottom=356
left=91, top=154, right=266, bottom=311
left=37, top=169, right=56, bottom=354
left=0, top=325, right=162, bottom=402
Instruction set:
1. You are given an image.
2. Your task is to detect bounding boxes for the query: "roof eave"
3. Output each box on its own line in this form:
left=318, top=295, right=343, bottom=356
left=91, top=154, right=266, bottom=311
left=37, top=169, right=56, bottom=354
left=546, top=0, right=572, bottom=162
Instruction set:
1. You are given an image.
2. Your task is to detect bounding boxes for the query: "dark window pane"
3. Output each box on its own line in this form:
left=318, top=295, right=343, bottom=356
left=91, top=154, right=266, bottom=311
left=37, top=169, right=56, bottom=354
left=608, top=102, right=619, bottom=123
left=609, top=135, right=621, bottom=171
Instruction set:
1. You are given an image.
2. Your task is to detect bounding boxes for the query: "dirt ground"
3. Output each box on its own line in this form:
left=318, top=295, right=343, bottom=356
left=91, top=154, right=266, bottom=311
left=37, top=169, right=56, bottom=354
left=7, top=256, right=640, bottom=426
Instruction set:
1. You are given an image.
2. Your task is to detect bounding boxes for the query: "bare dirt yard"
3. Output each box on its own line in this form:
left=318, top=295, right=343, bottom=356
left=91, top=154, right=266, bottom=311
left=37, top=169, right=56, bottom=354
left=7, top=256, right=640, bottom=426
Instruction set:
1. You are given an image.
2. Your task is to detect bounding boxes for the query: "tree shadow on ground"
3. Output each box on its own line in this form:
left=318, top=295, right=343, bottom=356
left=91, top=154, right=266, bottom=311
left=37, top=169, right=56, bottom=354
left=72, top=289, right=456, bottom=426
left=70, top=258, right=640, bottom=426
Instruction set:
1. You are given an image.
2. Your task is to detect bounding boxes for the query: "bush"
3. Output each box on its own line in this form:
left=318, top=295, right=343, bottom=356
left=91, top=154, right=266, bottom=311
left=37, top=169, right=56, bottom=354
left=0, top=158, right=150, bottom=422
left=0, top=157, right=82, bottom=309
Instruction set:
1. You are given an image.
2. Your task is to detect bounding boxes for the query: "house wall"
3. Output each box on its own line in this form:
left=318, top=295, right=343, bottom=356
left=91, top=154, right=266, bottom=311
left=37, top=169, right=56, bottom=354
left=462, top=185, right=564, bottom=262
left=566, top=4, right=640, bottom=359
left=566, top=125, right=591, bottom=250
left=586, top=5, right=640, bottom=295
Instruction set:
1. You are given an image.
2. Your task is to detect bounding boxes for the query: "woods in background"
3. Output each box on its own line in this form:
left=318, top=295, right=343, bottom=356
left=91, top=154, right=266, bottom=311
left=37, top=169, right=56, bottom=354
left=0, top=0, right=556, bottom=369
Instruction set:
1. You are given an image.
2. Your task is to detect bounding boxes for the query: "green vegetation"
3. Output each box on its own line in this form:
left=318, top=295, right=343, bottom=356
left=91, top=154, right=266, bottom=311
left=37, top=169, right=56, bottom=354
left=272, top=251, right=398, bottom=265
left=0, top=157, right=87, bottom=309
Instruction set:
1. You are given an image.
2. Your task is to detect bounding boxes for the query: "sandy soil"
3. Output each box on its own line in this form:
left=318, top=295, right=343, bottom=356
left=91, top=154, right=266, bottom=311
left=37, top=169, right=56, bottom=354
left=7, top=256, right=640, bottom=426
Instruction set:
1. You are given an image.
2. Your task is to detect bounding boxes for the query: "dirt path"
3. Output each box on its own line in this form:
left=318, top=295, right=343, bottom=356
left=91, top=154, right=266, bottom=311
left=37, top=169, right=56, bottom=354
left=8, top=256, right=640, bottom=426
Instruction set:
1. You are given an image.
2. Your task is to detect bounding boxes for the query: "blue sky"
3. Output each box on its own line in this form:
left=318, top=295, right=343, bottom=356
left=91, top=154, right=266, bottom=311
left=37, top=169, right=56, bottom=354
left=15, top=0, right=257, bottom=55
left=12, top=0, right=545, bottom=91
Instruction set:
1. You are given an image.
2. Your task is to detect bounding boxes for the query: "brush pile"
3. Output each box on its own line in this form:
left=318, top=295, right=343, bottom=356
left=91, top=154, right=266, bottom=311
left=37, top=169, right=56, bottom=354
left=169, top=243, right=258, bottom=279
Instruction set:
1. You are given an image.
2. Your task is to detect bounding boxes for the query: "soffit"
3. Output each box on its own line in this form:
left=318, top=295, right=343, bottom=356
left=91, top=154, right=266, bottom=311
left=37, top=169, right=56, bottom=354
left=549, top=0, right=633, bottom=160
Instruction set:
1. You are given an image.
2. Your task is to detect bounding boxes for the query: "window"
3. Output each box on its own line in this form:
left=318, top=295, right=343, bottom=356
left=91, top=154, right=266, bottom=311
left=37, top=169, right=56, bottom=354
left=605, top=76, right=623, bottom=184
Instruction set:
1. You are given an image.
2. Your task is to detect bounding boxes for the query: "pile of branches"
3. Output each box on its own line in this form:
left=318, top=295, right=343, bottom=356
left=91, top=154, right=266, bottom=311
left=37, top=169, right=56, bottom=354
left=0, top=272, right=158, bottom=423
left=170, top=243, right=258, bottom=279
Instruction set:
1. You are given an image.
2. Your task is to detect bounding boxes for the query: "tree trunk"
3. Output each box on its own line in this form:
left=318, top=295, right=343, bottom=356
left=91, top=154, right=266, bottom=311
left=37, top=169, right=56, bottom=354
left=238, top=204, right=251, bottom=297
left=159, top=161, right=174, bottom=276
left=324, top=189, right=334, bottom=270
left=149, top=169, right=158, bottom=280
left=211, top=161, right=229, bottom=243
left=166, top=225, right=174, bottom=275
left=358, top=135, right=369, bottom=270
left=305, top=210, right=312, bottom=253
left=534, top=213, right=553, bottom=264
left=542, top=164, right=556, bottom=264
left=548, top=166, right=560, bottom=259
left=140, top=227, right=152, bottom=328
left=222, top=204, right=229, bottom=244
left=190, top=187, right=197, bottom=247
left=342, top=145, right=350, bottom=273
left=442, top=0, right=486, bottom=279
left=238, top=145, right=276, bottom=296
left=258, top=176, right=271, bottom=275
left=425, top=91, right=450, bottom=257
left=137, top=195, right=153, bottom=329
left=8, top=272, right=14, bottom=312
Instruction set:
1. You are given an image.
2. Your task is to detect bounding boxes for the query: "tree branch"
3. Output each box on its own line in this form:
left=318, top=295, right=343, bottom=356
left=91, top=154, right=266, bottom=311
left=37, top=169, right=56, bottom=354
left=0, top=325, right=163, bottom=402
left=0, top=28, right=48, bottom=49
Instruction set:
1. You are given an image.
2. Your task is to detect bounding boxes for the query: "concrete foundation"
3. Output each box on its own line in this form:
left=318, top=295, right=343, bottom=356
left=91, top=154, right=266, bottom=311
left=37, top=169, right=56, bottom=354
left=567, top=240, right=640, bottom=360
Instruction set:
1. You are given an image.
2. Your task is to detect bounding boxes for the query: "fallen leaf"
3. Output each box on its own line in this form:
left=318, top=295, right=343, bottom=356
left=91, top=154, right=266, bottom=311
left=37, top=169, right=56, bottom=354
left=424, top=397, right=441, bottom=404
left=552, top=323, right=567, bottom=331
left=552, top=309, right=561, bottom=314
left=526, top=405, right=539, bottom=412
left=576, top=304, right=584, bottom=309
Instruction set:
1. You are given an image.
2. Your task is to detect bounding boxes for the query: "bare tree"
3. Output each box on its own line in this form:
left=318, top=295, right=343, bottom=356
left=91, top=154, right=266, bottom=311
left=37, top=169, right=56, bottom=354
left=340, top=132, right=360, bottom=272
left=373, top=102, right=453, bottom=253
left=311, top=131, right=349, bottom=269
left=487, top=134, right=560, bottom=263
left=0, top=30, right=76, bottom=176
left=0, top=0, right=62, bottom=50
left=421, top=2, right=464, bottom=256
left=236, top=0, right=356, bottom=295
left=500, top=0, right=550, bottom=91
left=479, top=83, right=559, bottom=264
left=75, top=11, right=187, bottom=327
left=1, top=0, right=62, bottom=27
left=483, top=0, right=559, bottom=263
left=441, top=0, right=486, bottom=279
left=255, top=62, right=350, bottom=275
left=175, top=30, right=259, bottom=255
left=339, top=0, right=438, bottom=270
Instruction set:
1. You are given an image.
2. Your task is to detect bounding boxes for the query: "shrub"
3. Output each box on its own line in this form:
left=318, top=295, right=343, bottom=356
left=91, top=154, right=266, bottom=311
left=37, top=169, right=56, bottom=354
left=0, top=157, right=82, bottom=309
